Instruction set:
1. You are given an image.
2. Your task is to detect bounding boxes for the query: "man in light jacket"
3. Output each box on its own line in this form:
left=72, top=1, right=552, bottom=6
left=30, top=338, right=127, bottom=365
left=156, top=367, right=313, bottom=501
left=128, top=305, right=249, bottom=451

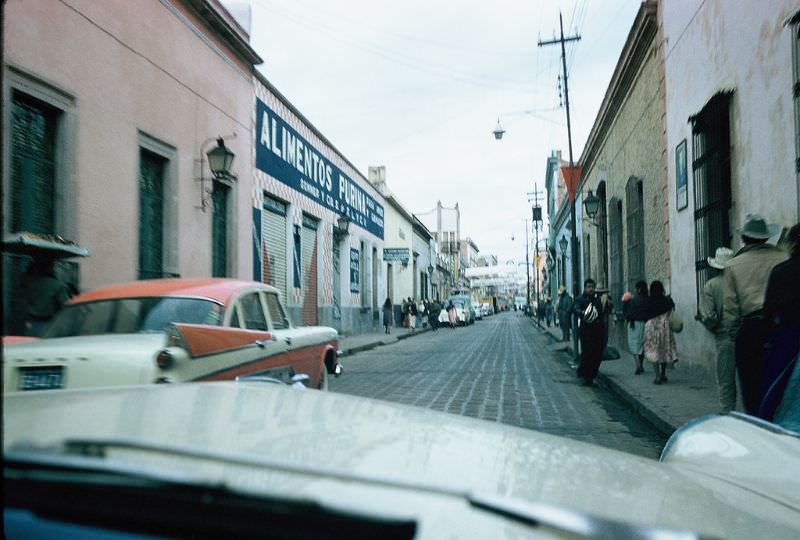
left=722, top=214, right=787, bottom=414
left=698, top=247, right=735, bottom=412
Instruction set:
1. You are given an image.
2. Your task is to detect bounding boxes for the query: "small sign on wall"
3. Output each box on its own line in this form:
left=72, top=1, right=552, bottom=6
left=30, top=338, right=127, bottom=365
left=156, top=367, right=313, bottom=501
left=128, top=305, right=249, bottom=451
left=676, top=139, right=688, bottom=211
left=350, top=248, right=360, bottom=293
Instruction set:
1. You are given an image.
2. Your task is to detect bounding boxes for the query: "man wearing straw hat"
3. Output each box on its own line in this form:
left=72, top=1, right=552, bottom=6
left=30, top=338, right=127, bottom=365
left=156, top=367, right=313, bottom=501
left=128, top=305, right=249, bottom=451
left=722, top=214, right=787, bottom=414
left=698, top=247, right=735, bottom=412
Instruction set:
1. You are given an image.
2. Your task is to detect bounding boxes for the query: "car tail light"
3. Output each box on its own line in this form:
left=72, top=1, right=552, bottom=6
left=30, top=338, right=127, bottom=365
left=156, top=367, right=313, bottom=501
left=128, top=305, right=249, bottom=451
left=156, top=349, right=174, bottom=370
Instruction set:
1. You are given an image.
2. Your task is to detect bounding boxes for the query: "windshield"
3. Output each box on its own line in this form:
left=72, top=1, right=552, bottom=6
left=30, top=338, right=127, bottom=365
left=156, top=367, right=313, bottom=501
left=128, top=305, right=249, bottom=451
left=43, top=298, right=224, bottom=337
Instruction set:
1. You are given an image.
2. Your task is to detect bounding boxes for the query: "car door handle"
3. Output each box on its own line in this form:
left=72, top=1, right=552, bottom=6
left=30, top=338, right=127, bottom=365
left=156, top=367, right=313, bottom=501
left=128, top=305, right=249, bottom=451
left=255, top=338, right=274, bottom=348
left=284, top=337, right=292, bottom=346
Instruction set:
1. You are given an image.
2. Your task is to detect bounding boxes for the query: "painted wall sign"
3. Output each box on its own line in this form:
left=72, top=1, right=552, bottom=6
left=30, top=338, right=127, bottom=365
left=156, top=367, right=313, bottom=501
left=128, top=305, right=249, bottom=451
left=349, top=248, right=360, bottom=293
left=383, top=247, right=410, bottom=262
left=255, top=99, right=385, bottom=238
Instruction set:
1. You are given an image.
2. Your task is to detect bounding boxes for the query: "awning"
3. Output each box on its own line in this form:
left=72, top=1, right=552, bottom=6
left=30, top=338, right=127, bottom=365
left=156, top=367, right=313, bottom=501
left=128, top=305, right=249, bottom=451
left=2, top=232, right=90, bottom=259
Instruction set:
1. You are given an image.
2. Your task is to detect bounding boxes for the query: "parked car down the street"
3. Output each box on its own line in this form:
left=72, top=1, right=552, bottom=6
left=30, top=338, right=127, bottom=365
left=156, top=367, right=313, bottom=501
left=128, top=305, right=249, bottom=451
left=3, top=382, right=800, bottom=539
left=2, top=278, right=341, bottom=393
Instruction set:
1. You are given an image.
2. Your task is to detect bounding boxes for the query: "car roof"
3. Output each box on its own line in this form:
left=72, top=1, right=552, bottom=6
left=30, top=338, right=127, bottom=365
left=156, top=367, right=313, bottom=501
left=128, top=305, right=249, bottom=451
left=69, top=278, right=277, bottom=305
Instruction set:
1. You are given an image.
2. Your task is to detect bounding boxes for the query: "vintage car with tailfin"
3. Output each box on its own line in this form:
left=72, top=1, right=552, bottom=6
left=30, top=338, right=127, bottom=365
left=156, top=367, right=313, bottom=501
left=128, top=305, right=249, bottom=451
left=2, top=278, right=341, bottom=392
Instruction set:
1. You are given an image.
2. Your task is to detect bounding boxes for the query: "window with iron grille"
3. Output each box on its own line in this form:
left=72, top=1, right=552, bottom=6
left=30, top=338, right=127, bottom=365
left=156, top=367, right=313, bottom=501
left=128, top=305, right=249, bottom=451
left=596, top=183, right=609, bottom=288
left=625, top=177, right=645, bottom=293
left=583, top=233, right=592, bottom=282
left=793, top=19, right=800, bottom=176
left=691, top=93, right=732, bottom=306
left=792, top=18, right=800, bottom=219
left=11, top=92, right=58, bottom=235
left=212, top=182, right=229, bottom=277
left=138, top=149, right=166, bottom=280
left=608, top=198, right=624, bottom=314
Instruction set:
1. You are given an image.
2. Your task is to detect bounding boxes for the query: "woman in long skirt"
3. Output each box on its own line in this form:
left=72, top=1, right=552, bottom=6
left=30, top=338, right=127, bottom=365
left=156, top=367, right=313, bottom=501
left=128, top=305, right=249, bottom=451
left=643, top=281, right=679, bottom=384
left=447, top=301, right=457, bottom=329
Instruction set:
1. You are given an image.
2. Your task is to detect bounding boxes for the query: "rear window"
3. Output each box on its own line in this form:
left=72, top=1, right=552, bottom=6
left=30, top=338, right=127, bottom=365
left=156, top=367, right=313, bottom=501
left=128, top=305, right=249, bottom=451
left=42, top=297, right=224, bottom=337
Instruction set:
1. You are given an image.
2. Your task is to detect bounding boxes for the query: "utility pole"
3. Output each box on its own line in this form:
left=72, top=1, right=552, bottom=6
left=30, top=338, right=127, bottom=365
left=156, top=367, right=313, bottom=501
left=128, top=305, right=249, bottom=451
left=524, top=219, right=531, bottom=316
left=539, top=13, right=580, bottom=363
left=528, top=186, right=544, bottom=327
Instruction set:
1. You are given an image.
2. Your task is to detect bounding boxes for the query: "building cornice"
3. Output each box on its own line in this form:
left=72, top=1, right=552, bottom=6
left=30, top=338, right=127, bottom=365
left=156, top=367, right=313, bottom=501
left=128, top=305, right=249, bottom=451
left=577, top=0, right=658, bottom=184
left=182, top=0, right=263, bottom=65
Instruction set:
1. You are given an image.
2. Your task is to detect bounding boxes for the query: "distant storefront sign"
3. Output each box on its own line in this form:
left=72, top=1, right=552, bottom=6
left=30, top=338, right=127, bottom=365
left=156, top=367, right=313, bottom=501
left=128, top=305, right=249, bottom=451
left=255, top=99, right=384, bottom=238
left=349, top=248, right=360, bottom=293
left=382, top=247, right=409, bottom=262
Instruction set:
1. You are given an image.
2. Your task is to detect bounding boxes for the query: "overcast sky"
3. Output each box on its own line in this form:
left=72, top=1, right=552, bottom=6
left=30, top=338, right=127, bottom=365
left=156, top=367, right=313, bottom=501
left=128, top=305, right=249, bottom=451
left=245, top=0, right=641, bottom=265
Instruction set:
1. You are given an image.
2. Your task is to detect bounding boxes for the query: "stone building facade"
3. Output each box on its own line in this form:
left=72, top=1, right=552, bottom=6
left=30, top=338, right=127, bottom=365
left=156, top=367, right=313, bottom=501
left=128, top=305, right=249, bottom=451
left=575, top=1, right=669, bottom=355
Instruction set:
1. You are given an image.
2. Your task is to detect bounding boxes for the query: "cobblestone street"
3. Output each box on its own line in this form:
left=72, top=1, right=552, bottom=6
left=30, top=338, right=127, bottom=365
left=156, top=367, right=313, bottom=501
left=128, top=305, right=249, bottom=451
left=331, top=312, right=667, bottom=459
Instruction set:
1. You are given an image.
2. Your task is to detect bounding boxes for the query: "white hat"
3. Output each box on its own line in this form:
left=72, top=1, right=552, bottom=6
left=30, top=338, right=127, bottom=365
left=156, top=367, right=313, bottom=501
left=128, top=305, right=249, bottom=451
left=707, top=247, right=734, bottom=270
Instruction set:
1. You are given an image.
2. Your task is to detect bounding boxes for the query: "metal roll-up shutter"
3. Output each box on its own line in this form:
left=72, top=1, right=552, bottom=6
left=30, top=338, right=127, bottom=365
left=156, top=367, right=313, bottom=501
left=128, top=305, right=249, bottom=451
left=301, top=215, right=318, bottom=325
left=262, top=196, right=287, bottom=301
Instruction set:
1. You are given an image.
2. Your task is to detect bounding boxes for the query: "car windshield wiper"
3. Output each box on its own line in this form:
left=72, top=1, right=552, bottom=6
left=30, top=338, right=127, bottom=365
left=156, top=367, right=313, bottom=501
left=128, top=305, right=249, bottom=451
left=4, top=447, right=416, bottom=540
left=8, top=437, right=716, bottom=539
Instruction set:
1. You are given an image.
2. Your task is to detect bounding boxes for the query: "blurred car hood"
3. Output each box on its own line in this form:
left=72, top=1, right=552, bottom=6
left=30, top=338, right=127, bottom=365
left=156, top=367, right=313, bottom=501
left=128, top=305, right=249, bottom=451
left=3, top=383, right=799, bottom=539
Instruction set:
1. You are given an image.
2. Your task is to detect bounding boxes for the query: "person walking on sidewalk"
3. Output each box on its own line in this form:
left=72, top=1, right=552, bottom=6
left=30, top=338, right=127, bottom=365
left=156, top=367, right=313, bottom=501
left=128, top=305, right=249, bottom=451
left=697, top=247, right=736, bottom=412
left=428, top=299, right=440, bottom=331
left=723, top=214, right=787, bottom=414
left=622, top=280, right=649, bottom=375
left=643, top=281, right=679, bottom=385
left=544, top=296, right=554, bottom=327
left=759, top=223, right=800, bottom=420
left=382, top=297, right=393, bottom=334
left=556, top=286, right=573, bottom=342
left=446, top=300, right=457, bottom=329
left=408, top=297, right=417, bottom=332
left=573, top=278, right=605, bottom=386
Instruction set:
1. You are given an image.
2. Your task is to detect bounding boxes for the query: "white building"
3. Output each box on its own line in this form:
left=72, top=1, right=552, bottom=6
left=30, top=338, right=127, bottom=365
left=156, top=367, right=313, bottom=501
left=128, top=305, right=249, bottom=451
left=662, top=0, right=799, bottom=370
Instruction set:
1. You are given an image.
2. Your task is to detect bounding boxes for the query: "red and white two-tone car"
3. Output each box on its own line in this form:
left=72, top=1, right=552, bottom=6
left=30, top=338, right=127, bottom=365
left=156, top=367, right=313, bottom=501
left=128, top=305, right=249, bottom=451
left=3, top=278, right=341, bottom=393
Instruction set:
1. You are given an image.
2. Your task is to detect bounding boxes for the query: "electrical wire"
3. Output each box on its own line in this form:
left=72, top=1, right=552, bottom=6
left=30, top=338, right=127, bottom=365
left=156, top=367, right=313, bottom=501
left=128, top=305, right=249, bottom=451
left=255, top=0, right=544, bottom=90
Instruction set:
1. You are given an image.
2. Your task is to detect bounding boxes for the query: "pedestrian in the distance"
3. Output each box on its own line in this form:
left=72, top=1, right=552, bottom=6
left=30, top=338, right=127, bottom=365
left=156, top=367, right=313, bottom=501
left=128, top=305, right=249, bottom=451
left=408, top=298, right=417, bottom=332
left=622, top=281, right=649, bottom=375
left=544, top=296, right=553, bottom=327
left=447, top=300, right=457, bottom=329
left=722, top=214, right=787, bottom=414
left=22, top=257, right=70, bottom=336
left=401, top=298, right=409, bottom=328
left=643, top=280, right=678, bottom=385
left=697, top=247, right=735, bottom=412
left=382, top=297, right=393, bottom=334
left=573, top=278, right=605, bottom=386
left=759, top=223, right=800, bottom=420
left=556, top=286, right=573, bottom=342
left=429, top=299, right=440, bottom=331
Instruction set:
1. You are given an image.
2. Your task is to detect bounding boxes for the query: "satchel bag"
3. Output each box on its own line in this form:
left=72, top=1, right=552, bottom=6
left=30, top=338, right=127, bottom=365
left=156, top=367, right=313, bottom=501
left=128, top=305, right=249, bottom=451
left=668, top=308, right=683, bottom=333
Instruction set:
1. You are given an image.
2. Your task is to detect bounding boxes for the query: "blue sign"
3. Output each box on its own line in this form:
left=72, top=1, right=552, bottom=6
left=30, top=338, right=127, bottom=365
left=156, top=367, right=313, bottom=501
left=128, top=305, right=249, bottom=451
left=255, top=99, right=384, bottom=238
left=350, top=248, right=360, bottom=293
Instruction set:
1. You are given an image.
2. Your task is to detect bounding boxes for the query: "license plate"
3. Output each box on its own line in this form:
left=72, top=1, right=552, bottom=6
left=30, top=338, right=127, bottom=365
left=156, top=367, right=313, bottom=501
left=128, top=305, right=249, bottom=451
left=18, top=366, right=64, bottom=391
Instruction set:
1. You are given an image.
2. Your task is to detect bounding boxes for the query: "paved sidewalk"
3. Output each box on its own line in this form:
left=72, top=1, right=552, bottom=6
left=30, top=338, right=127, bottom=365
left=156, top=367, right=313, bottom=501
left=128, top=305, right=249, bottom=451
left=537, top=322, right=729, bottom=436
left=338, top=326, right=431, bottom=356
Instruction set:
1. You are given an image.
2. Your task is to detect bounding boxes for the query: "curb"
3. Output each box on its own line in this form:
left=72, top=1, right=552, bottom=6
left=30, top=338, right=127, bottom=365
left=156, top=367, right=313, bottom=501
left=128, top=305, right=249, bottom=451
left=534, top=321, right=678, bottom=436
left=595, top=374, right=677, bottom=435
left=340, top=326, right=431, bottom=356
